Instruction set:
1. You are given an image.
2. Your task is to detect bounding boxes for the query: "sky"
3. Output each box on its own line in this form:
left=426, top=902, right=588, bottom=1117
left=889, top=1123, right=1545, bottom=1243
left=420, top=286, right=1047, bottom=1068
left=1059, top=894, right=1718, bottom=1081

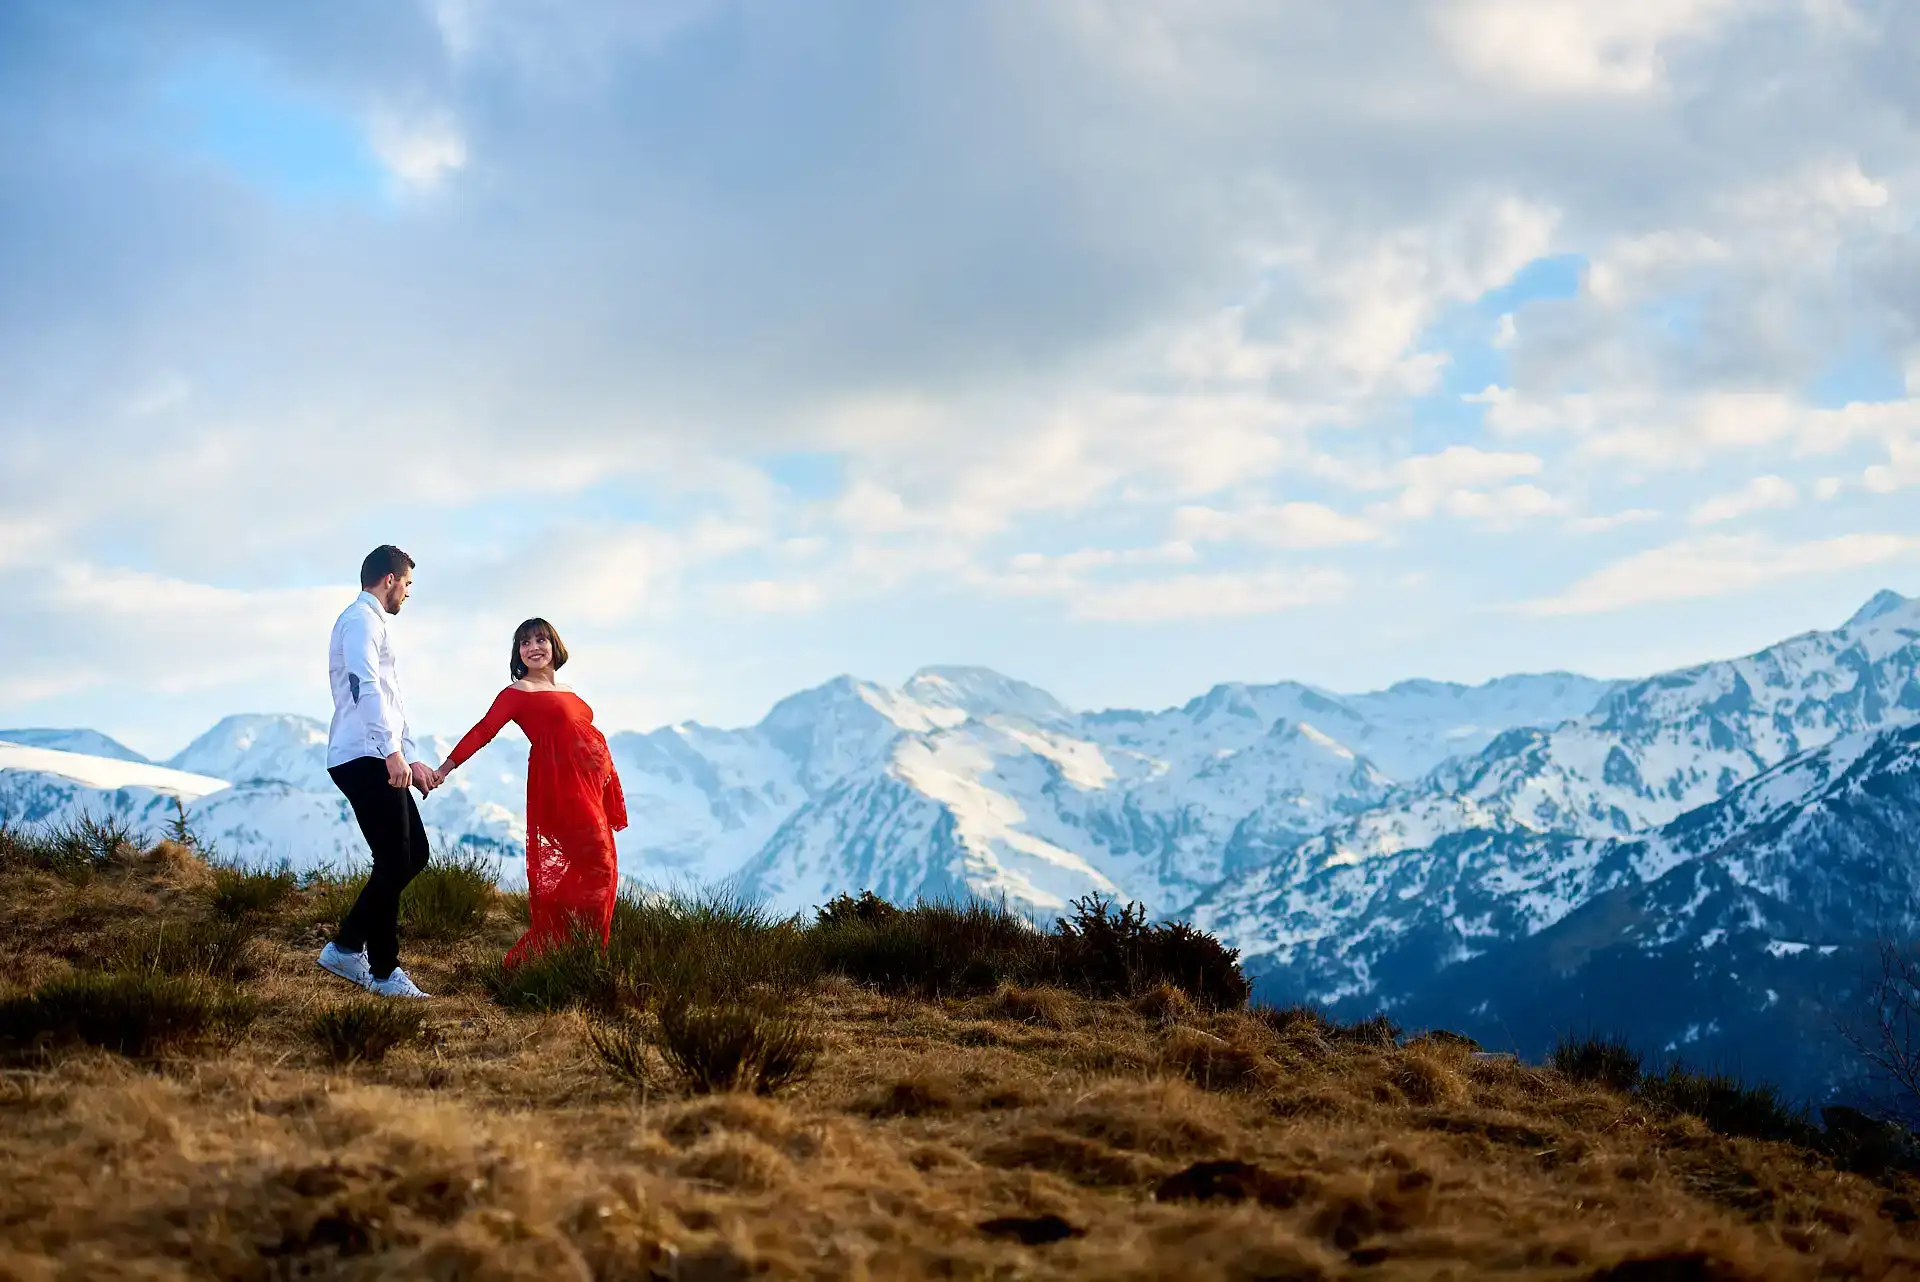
left=3, top=0, right=1920, bottom=760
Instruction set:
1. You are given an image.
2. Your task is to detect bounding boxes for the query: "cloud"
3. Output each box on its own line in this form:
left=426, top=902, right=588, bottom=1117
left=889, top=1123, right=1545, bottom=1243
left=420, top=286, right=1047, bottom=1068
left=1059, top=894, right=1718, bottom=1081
left=1863, top=436, right=1920, bottom=493
left=721, top=579, right=826, bottom=615
left=1686, top=474, right=1799, bottom=525
left=1519, top=532, right=1920, bottom=615
left=1567, top=507, right=1660, bottom=534
left=367, top=107, right=468, bottom=188
left=31, top=564, right=343, bottom=696
left=5, top=0, right=1920, bottom=741
left=1171, top=502, right=1380, bottom=548
left=1067, top=569, right=1350, bottom=623
left=1434, top=0, right=1741, bottom=96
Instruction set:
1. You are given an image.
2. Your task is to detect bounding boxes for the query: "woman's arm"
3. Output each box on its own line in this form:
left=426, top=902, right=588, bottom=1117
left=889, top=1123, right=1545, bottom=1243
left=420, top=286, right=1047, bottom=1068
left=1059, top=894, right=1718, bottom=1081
left=439, top=690, right=517, bottom=775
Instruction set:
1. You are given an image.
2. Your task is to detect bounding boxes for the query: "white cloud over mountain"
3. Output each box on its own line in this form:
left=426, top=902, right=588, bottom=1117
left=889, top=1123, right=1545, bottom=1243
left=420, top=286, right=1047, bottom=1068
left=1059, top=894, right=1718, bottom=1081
left=1, top=1, right=1918, bottom=753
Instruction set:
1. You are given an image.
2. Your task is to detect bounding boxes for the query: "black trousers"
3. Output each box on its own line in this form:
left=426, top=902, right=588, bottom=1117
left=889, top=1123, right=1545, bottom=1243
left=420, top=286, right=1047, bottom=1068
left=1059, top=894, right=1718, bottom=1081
left=330, top=755, right=430, bottom=979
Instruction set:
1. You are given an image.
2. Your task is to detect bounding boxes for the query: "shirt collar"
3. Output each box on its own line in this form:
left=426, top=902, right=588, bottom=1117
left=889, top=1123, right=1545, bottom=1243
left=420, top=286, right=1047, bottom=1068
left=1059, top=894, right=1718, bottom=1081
left=357, top=590, right=385, bottom=613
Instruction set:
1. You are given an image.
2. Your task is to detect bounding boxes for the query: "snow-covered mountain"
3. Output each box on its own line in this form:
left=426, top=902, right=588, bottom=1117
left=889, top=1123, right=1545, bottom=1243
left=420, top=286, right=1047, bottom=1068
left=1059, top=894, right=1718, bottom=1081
left=6, top=588, right=1913, bottom=1101
left=0, top=741, right=228, bottom=837
left=1389, top=719, right=1920, bottom=1103
left=1224, top=588, right=1920, bottom=879
left=0, top=663, right=1618, bottom=902
left=731, top=667, right=1611, bottom=916
left=0, top=728, right=149, bottom=763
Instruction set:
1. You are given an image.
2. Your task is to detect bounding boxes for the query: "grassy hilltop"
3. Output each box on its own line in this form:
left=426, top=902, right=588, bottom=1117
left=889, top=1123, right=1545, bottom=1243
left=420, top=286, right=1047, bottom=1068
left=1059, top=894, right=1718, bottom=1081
left=2, top=820, right=1918, bottom=1280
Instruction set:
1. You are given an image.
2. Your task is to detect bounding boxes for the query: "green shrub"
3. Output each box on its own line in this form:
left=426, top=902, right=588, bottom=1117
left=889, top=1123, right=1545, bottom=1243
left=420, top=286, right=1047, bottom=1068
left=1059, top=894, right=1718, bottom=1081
left=0, top=970, right=254, bottom=1058
left=609, top=889, right=814, bottom=1008
left=310, top=999, right=427, bottom=1065
left=162, top=797, right=213, bottom=857
left=811, top=898, right=1049, bottom=996
left=1052, top=895, right=1250, bottom=1009
left=399, top=847, right=499, bottom=941
left=483, top=928, right=627, bottom=1014
left=1251, top=1005, right=1400, bottom=1047
left=296, top=864, right=368, bottom=928
left=587, top=1014, right=655, bottom=1087
left=112, top=916, right=264, bottom=980
left=1639, top=1064, right=1818, bottom=1145
left=1552, top=1033, right=1644, bottom=1092
left=207, top=860, right=298, bottom=922
left=0, top=814, right=138, bottom=880
left=816, top=890, right=901, bottom=927
left=653, top=996, right=818, bottom=1095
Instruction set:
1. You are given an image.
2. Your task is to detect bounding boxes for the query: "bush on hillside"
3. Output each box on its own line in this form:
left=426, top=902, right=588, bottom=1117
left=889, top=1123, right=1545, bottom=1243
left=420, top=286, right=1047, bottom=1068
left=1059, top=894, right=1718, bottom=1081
left=1639, top=1063, right=1819, bottom=1145
left=0, top=814, right=138, bottom=881
left=310, top=999, right=427, bottom=1065
left=0, top=970, right=254, bottom=1058
left=652, top=996, right=818, bottom=1095
left=483, top=929, right=627, bottom=1014
left=587, top=1013, right=655, bottom=1087
left=112, top=916, right=265, bottom=980
left=812, top=898, right=1050, bottom=996
left=296, top=864, right=367, bottom=929
left=609, top=890, right=814, bottom=1007
left=207, top=860, right=299, bottom=922
left=398, top=847, right=499, bottom=941
left=1052, top=895, right=1250, bottom=1009
left=1552, top=1033, right=1644, bottom=1092
left=1252, top=1005, right=1400, bottom=1047
left=816, top=890, right=901, bottom=927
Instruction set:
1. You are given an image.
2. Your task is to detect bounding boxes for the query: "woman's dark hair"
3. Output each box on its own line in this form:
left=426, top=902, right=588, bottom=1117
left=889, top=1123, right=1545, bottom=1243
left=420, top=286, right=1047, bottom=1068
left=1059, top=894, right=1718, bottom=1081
left=511, top=618, right=568, bottom=680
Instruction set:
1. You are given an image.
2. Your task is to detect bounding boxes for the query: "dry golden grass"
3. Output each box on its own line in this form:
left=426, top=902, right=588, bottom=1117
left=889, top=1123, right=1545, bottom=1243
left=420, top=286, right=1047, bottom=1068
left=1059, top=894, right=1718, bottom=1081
left=2, top=841, right=1918, bottom=1279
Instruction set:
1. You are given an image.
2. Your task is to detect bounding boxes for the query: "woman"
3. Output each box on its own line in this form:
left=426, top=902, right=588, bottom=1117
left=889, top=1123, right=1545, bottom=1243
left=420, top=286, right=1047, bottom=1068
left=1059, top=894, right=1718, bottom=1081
left=435, top=618, right=628, bottom=968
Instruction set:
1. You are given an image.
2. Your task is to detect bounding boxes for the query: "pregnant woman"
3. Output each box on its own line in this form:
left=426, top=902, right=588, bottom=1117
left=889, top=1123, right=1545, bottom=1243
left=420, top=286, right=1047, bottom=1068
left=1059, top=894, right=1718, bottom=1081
left=435, top=618, right=628, bottom=968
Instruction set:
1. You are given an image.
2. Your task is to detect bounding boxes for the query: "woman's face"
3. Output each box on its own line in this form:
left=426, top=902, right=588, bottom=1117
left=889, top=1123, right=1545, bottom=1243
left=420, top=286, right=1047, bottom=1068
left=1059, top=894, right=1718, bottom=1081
left=519, top=631, right=553, bottom=673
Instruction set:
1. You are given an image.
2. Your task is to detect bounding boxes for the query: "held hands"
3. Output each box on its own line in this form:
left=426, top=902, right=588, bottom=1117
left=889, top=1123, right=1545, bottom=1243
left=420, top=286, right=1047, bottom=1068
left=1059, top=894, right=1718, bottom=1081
left=409, top=760, right=441, bottom=797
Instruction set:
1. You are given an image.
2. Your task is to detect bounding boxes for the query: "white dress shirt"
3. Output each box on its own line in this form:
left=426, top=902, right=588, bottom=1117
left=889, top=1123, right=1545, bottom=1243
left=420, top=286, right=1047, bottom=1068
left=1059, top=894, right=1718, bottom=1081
left=327, top=591, right=420, bottom=768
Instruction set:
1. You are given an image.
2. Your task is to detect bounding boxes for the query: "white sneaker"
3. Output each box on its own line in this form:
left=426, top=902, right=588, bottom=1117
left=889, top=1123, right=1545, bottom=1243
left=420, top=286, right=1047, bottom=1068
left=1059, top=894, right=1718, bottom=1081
left=369, top=967, right=430, bottom=999
left=317, top=942, right=373, bottom=989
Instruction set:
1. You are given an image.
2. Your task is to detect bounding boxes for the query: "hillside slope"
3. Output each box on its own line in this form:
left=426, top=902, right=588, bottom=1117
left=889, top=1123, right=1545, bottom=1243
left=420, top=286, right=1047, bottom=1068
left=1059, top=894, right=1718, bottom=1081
left=2, top=836, right=1916, bottom=1278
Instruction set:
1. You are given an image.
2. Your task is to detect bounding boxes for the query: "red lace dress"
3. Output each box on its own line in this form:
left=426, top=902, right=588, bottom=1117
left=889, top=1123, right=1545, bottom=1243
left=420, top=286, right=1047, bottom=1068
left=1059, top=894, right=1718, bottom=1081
left=446, top=687, right=629, bottom=968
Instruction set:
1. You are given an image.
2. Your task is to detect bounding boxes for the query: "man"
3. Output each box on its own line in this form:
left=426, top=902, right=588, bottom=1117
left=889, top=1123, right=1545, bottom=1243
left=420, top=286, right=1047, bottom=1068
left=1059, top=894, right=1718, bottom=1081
left=316, top=544, right=438, bottom=999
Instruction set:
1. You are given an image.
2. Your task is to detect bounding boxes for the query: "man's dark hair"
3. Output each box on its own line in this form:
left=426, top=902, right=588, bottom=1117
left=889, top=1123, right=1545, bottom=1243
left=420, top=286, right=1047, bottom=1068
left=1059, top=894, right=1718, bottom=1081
left=360, top=545, right=416, bottom=588
left=511, top=618, right=569, bottom=680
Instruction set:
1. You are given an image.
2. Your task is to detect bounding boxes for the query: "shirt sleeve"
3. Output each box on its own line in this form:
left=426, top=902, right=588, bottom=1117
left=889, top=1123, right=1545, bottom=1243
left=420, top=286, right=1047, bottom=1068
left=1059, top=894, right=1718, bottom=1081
left=341, top=607, right=404, bottom=759
left=446, top=690, right=517, bottom=769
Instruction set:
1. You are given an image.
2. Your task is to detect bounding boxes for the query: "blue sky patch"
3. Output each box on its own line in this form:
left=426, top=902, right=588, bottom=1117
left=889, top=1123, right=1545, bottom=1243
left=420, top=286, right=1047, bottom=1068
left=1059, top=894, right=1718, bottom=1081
left=159, top=58, right=385, bottom=204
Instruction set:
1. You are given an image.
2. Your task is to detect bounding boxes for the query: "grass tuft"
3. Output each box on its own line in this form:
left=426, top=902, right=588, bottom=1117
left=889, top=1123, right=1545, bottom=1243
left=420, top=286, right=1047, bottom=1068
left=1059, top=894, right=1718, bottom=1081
left=482, top=929, right=627, bottom=1014
left=812, top=898, right=1049, bottom=996
left=1638, top=1063, right=1819, bottom=1145
left=295, top=863, right=367, bottom=929
left=398, top=847, right=499, bottom=941
left=309, top=999, right=428, bottom=1065
left=0, top=814, right=139, bottom=880
left=112, top=916, right=264, bottom=980
left=0, top=970, right=254, bottom=1058
left=207, top=860, right=299, bottom=922
left=587, top=1014, right=656, bottom=1087
left=1053, top=895, right=1251, bottom=1009
left=1552, top=1033, right=1644, bottom=1092
left=653, top=997, right=819, bottom=1095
